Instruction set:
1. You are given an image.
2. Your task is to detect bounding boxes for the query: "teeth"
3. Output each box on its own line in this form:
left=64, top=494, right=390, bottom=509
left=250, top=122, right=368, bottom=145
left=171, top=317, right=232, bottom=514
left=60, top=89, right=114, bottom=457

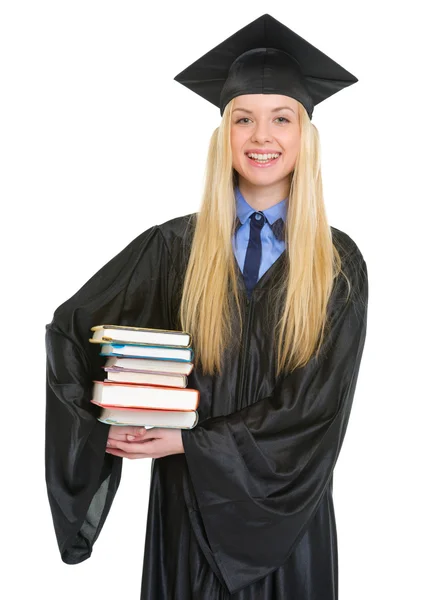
left=247, top=153, right=280, bottom=160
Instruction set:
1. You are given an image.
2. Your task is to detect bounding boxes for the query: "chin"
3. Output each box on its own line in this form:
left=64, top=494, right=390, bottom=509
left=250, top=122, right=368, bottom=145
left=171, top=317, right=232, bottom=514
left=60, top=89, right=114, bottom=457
left=240, top=169, right=287, bottom=187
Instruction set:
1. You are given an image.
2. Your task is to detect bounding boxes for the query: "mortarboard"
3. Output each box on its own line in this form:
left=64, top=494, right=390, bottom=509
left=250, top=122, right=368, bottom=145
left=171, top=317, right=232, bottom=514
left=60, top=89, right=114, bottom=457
left=174, top=13, right=358, bottom=120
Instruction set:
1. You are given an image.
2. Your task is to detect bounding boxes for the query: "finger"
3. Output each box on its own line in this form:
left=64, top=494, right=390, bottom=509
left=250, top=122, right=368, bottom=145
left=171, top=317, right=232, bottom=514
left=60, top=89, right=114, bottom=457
left=126, top=430, right=147, bottom=441
left=106, top=448, right=150, bottom=459
left=124, top=426, right=149, bottom=441
left=107, top=439, right=156, bottom=453
left=128, top=426, right=147, bottom=434
left=110, top=425, right=146, bottom=437
left=137, top=427, right=163, bottom=440
left=109, top=427, right=147, bottom=442
left=108, top=433, right=137, bottom=442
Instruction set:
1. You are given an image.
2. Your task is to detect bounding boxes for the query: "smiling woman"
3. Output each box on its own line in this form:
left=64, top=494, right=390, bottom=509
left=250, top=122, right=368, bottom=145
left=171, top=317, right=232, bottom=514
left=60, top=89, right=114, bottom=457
left=44, top=12, right=367, bottom=600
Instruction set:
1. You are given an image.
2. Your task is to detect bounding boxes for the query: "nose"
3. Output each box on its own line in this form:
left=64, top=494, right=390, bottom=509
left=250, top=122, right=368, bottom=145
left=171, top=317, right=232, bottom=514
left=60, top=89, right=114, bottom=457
left=251, top=121, right=274, bottom=144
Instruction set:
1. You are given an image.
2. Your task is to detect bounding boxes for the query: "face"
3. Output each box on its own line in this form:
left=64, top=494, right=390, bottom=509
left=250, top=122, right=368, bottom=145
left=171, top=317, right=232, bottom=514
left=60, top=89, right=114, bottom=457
left=230, top=94, right=301, bottom=191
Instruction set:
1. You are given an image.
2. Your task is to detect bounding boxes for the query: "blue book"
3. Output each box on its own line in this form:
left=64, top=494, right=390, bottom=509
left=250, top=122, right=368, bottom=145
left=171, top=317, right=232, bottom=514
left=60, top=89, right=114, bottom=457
left=99, top=343, right=193, bottom=362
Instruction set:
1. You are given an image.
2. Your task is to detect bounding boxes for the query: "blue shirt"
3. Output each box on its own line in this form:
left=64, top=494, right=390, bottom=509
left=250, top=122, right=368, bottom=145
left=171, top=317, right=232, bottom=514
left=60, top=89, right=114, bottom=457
left=232, top=186, right=288, bottom=281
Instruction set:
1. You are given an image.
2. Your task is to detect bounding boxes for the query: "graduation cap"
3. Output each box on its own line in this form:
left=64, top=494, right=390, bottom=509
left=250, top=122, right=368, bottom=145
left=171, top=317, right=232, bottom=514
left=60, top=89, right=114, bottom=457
left=174, top=13, right=358, bottom=120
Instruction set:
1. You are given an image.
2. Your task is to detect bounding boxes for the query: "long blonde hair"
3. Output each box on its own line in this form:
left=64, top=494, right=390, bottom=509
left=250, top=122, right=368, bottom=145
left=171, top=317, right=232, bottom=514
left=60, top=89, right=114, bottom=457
left=179, top=98, right=347, bottom=377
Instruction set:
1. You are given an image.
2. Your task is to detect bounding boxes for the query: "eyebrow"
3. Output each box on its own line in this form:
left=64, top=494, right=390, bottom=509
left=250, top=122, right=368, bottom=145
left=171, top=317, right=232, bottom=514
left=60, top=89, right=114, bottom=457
left=233, top=106, right=296, bottom=115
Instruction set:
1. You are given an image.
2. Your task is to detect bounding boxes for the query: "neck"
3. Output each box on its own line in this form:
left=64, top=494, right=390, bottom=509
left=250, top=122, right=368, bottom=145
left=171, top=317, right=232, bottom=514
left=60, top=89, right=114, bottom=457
left=237, top=175, right=290, bottom=211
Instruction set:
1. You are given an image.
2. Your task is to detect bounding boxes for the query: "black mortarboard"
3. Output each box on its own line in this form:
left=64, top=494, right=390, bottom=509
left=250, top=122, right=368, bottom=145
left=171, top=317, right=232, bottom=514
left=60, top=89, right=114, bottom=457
left=174, top=13, right=358, bottom=120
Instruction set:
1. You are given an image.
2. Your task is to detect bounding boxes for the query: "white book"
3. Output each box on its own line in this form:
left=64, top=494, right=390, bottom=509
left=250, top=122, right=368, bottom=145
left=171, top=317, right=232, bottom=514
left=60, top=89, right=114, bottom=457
left=89, top=324, right=191, bottom=347
left=97, top=406, right=198, bottom=429
left=104, top=356, right=193, bottom=375
left=105, top=369, right=187, bottom=388
left=91, top=380, right=199, bottom=410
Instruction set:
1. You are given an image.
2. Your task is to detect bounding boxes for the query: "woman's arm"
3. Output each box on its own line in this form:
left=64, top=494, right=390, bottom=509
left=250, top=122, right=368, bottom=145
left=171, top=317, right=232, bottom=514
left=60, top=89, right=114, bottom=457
left=45, top=225, right=176, bottom=564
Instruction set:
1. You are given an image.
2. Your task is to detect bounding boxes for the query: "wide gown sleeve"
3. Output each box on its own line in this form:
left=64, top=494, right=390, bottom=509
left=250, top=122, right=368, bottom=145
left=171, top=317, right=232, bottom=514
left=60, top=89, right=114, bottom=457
left=45, top=224, right=175, bottom=564
left=181, top=246, right=368, bottom=594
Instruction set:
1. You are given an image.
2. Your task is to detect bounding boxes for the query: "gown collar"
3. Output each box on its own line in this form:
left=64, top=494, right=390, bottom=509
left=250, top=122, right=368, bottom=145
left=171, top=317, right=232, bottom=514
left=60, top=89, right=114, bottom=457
left=234, top=185, right=288, bottom=241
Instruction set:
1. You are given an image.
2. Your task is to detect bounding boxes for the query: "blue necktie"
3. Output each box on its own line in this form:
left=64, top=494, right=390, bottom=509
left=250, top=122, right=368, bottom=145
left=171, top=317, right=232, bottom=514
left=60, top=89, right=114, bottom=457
left=243, top=211, right=265, bottom=298
left=234, top=215, right=285, bottom=242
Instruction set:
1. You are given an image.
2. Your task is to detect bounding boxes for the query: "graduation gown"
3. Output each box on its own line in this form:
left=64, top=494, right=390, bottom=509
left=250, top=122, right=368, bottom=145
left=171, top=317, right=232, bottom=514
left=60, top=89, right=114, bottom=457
left=45, top=213, right=368, bottom=599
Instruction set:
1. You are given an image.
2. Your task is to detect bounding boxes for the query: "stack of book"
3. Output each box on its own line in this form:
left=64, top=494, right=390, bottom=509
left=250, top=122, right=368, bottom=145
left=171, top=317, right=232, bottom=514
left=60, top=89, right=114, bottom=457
left=88, top=324, right=199, bottom=429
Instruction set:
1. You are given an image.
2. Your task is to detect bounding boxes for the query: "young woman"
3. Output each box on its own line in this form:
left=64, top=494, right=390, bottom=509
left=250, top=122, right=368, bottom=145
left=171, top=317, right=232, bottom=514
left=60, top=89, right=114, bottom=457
left=45, top=14, right=368, bottom=600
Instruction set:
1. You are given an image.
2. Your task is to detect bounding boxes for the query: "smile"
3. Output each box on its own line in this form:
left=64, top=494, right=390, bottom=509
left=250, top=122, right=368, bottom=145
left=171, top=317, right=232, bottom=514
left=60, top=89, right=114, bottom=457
left=245, top=152, right=281, bottom=168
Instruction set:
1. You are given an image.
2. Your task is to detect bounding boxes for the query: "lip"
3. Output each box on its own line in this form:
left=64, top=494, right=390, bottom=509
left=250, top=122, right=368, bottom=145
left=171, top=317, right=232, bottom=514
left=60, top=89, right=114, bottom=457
left=245, top=152, right=281, bottom=169
left=244, top=150, right=282, bottom=155
left=246, top=156, right=280, bottom=169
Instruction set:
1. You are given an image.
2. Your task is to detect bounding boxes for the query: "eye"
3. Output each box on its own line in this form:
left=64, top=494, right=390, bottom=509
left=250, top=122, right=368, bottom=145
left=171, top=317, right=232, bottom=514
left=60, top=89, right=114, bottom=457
left=235, top=117, right=289, bottom=124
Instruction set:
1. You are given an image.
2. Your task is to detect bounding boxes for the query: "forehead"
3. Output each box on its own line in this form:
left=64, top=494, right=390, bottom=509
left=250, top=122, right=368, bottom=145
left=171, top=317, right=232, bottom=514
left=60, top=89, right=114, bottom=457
left=232, top=94, right=298, bottom=113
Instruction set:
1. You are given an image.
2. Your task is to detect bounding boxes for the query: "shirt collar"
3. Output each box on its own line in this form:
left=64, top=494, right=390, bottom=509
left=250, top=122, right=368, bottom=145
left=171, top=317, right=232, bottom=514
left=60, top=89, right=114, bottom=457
left=234, top=185, right=288, bottom=225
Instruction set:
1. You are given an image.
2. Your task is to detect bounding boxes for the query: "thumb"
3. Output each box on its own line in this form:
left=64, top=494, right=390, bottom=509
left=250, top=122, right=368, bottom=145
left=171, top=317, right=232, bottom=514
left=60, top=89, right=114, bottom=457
left=125, top=425, right=147, bottom=441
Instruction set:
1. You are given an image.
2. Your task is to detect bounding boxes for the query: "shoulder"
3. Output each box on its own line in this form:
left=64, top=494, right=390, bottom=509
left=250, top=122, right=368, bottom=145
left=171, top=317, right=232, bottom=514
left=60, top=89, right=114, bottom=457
left=330, top=225, right=365, bottom=265
left=330, top=226, right=368, bottom=307
left=155, top=213, right=197, bottom=267
left=157, top=212, right=197, bottom=242
left=331, top=225, right=367, bottom=284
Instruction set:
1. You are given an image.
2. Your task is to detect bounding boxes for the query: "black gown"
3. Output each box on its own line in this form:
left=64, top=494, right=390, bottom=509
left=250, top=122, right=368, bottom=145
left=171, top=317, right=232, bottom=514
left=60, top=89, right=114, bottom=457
left=45, top=213, right=368, bottom=599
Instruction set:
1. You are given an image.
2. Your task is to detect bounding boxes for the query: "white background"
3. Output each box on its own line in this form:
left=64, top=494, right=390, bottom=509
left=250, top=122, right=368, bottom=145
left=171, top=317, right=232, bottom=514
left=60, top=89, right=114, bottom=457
left=1, top=1, right=421, bottom=598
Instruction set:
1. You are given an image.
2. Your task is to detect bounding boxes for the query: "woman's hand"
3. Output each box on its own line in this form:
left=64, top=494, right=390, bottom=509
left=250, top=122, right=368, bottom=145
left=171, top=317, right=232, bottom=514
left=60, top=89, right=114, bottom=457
left=106, top=425, right=185, bottom=459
